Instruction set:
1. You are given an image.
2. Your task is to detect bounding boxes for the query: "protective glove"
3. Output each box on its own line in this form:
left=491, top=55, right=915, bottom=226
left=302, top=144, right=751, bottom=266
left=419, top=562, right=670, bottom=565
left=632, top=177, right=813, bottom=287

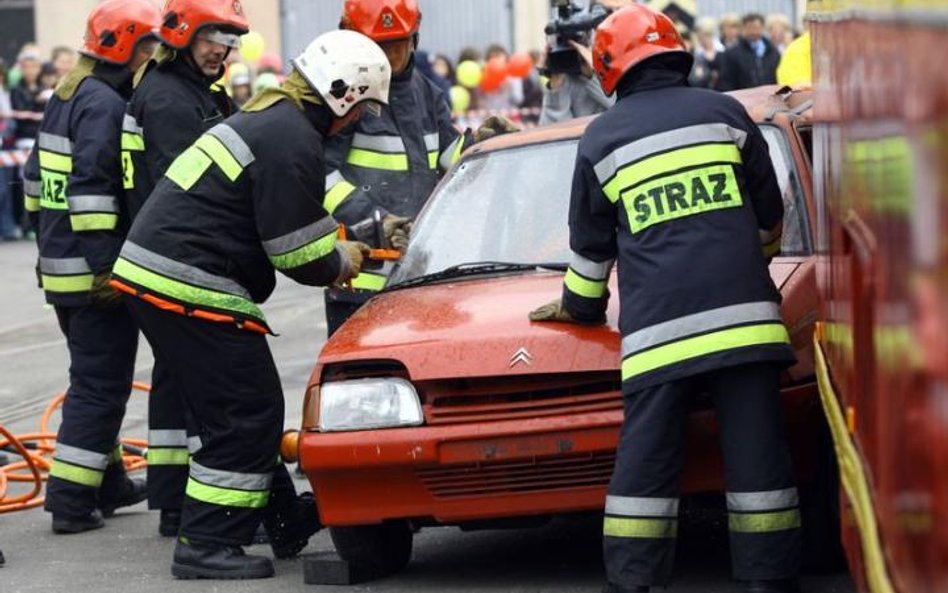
left=382, top=215, right=412, bottom=250
left=475, top=115, right=521, bottom=143
left=335, top=240, right=371, bottom=285
left=529, top=299, right=607, bottom=325
left=91, top=271, right=123, bottom=306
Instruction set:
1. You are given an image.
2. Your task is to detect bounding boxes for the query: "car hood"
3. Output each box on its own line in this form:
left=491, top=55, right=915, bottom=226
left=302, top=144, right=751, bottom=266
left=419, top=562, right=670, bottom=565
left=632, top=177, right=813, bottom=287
left=320, top=263, right=802, bottom=382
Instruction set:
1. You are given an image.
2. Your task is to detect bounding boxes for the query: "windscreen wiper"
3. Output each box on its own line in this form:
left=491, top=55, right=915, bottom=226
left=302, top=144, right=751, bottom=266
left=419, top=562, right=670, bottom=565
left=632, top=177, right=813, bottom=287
left=384, top=262, right=568, bottom=292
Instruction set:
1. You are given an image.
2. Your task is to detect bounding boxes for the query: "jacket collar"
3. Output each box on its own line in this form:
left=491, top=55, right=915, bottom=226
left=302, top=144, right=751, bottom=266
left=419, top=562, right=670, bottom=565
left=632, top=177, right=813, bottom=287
left=164, top=52, right=223, bottom=87
left=616, top=65, right=688, bottom=99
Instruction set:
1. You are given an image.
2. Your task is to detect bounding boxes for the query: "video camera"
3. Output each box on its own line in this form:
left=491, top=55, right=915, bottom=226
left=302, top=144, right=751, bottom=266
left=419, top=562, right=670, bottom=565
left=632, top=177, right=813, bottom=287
left=544, top=0, right=608, bottom=75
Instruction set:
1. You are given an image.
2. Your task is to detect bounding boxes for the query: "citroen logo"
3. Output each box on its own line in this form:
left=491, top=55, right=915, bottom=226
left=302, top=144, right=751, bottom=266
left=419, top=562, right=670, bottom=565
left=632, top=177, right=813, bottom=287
left=509, top=347, right=533, bottom=368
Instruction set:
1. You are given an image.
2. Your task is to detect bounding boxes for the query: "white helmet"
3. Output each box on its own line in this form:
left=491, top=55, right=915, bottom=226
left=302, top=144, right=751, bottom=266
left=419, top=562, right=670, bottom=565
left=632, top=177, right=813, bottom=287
left=292, top=30, right=391, bottom=118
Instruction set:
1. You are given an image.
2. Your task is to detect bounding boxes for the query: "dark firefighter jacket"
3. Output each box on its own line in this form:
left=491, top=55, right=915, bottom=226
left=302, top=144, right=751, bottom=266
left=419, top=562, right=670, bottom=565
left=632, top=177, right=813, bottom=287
left=123, top=54, right=234, bottom=219
left=111, top=99, right=344, bottom=335
left=561, top=67, right=795, bottom=393
left=323, top=57, right=471, bottom=292
left=22, top=59, right=135, bottom=307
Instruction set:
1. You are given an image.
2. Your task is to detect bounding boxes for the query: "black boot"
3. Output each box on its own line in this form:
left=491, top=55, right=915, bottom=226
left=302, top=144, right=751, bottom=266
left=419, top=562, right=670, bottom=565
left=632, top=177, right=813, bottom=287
left=52, top=509, right=105, bottom=534
left=171, top=537, right=274, bottom=580
left=159, top=509, right=182, bottom=537
left=745, top=579, right=800, bottom=593
left=264, top=491, right=322, bottom=559
left=99, top=477, right=147, bottom=517
left=602, top=584, right=649, bottom=592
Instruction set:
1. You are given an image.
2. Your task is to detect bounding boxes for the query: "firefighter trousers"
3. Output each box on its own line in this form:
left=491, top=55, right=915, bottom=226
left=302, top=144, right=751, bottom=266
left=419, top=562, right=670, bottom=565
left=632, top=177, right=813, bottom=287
left=603, top=362, right=801, bottom=590
left=145, top=358, right=199, bottom=510
left=129, top=298, right=300, bottom=546
left=45, top=303, right=138, bottom=517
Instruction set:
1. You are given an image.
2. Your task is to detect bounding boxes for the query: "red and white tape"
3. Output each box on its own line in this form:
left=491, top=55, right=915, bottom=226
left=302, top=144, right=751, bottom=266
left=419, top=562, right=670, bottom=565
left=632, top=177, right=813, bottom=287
left=0, top=149, right=30, bottom=168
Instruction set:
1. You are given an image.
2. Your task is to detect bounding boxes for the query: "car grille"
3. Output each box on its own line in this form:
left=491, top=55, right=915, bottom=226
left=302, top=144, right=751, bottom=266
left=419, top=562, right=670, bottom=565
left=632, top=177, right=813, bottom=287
left=416, top=452, right=615, bottom=499
left=419, top=372, right=622, bottom=424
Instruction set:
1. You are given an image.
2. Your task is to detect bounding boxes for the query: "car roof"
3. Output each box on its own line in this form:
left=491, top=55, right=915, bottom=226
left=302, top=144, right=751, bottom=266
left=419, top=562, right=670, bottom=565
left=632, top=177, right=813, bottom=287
left=466, top=85, right=813, bottom=157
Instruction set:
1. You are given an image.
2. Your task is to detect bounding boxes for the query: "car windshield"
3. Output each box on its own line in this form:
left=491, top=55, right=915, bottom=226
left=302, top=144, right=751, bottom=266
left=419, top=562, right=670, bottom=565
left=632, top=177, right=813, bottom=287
left=389, top=127, right=808, bottom=287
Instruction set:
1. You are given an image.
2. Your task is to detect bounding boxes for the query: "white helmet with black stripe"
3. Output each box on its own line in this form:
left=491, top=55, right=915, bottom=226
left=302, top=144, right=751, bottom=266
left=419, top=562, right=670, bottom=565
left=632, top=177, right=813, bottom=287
left=292, top=30, right=391, bottom=118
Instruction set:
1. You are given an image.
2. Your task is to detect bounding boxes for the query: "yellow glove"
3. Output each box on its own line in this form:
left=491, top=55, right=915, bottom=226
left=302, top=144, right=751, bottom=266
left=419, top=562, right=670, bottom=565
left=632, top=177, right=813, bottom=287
left=475, top=115, right=521, bottom=143
left=91, top=271, right=123, bottom=306
left=529, top=299, right=577, bottom=323
left=335, top=241, right=371, bottom=285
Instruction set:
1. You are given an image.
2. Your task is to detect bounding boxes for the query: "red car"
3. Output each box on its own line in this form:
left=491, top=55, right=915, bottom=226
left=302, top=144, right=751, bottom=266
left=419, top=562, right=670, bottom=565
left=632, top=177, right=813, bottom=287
left=296, top=86, right=836, bottom=575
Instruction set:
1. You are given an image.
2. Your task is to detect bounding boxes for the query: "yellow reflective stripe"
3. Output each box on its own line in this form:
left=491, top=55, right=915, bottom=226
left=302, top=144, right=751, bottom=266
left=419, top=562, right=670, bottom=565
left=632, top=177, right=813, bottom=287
left=166, top=146, right=213, bottom=191
left=112, top=258, right=266, bottom=322
left=325, top=180, right=357, bottom=215
left=564, top=268, right=607, bottom=299
left=729, top=509, right=801, bottom=533
left=70, top=213, right=118, bottom=232
left=763, top=237, right=782, bottom=258
left=604, top=516, right=677, bottom=538
left=185, top=478, right=269, bottom=509
left=49, top=459, right=104, bottom=487
left=428, top=151, right=438, bottom=169
left=39, top=170, right=69, bottom=210
left=122, top=151, right=135, bottom=190
left=351, top=272, right=387, bottom=292
left=39, top=150, right=73, bottom=174
left=111, top=443, right=123, bottom=463
left=603, top=143, right=742, bottom=203
left=268, top=231, right=337, bottom=270
left=195, top=134, right=244, bottom=181
left=813, top=335, right=897, bottom=593
left=347, top=148, right=409, bottom=171
left=147, top=448, right=190, bottom=466
left=42, top=274, right=94, bottom=293
left=24, top=195, right=40, bottom=213
left=121, top=132, right=145, bottom=151
left=622, top=323, right=790, bottom=381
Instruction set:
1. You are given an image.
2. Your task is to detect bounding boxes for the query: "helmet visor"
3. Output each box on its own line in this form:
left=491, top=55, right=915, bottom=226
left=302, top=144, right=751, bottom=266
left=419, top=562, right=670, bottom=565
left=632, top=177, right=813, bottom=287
left=198, top=27, right=242, bottom=49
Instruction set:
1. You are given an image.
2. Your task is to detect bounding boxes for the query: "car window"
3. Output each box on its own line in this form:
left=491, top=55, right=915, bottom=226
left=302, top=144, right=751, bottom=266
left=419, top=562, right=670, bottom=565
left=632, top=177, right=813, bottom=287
left=759, top=125, right=811, bottom=256
left=391, top=126, right=811, bottom=285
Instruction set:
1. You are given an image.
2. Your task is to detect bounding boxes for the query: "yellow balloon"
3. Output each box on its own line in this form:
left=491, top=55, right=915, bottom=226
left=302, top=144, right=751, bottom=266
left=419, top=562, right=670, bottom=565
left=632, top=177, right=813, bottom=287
left=450, top=86, right=470, bottom=114
left=456, top=60, right=482, bottom=89
left=240, top=31, right=266, bottom=64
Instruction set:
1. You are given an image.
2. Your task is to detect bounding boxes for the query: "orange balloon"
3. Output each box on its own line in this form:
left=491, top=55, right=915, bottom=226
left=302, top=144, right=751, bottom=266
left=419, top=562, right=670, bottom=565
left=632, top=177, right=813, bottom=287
left=481, top=56, right=508, bottom=92
left=507, top=52, right=534, bottom=78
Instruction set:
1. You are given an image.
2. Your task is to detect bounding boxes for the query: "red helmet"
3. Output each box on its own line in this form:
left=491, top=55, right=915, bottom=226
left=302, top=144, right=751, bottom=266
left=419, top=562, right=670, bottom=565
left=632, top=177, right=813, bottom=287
left=159, top=0, right=251, bottom=50
left=592, top=4, right=691, bottom=96
left=340, top=0, right=421, bottom=43
left=81, top=0, right=162, bottom=65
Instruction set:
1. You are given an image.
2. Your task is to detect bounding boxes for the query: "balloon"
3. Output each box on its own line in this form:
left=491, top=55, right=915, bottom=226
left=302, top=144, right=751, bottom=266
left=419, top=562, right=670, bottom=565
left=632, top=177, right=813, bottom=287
left=7, top=67, right=22, bottom=88
left=507, top=52, right=534, bottom=79
left=240, top=31, right=266, bottom=63
left=480, top=57, right=507, bottom=93
left=449, top=85, right=470, bottom=114
left=258, top=52, right=283, bottom=74
left=456, top=60, right=482, bottom=89
left=253, top=72, right=280, bottom=93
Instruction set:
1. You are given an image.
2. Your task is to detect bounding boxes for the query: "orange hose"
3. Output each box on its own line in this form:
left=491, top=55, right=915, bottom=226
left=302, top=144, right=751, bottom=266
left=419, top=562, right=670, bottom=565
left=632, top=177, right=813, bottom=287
left=0, top=383, right=151, bottom=513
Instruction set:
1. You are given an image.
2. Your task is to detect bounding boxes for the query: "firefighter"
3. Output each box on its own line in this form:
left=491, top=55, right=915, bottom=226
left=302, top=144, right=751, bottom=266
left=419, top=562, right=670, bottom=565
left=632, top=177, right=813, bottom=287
left=121, top=0, right=249, bottom=540
left=110, top=30, right=390, bottom=579
left=530, top=6, right=800, bottom=593
left=20, top=0, right=161, bottom=534
left=324, top=0, right=518, bottom=335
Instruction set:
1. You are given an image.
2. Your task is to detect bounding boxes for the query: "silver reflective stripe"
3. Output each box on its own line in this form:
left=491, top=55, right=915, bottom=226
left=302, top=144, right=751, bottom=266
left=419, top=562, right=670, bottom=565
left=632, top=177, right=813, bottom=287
left=352, top=133, right=406, bottom=153
left=622, top=301, right=783, bottom=357
left=207, top=124, right=255, bottom=167
left=594, top=123, right=749, bottom=184
left=24, top=179, right=41, bottom=196
left=424, top=133, right=440, bottom=151
left=67, top=194, right=119, bottom=214
left=261, top=216, right=338, bottom=256
left=149, top=430, right=188, bottom=447
left=39, top=132, right=73, bottom=154
left=325, top=170, right=345, bottom=191
left=40, top=257, right=91, bottom=275
left=187, top=436, right=203, bottom=454
left=55, top=443, right=109, bottom=470
left=439, top=135, right=464, bottom=170
left=123, top=114, right=143, bottom=135
left=189, top=461, right=271, bottom=491
left=605, top=495, right=679, bottom=517
left=120, top=241, right=252, bottom=299
left=570, top=252, right=614, bottom=281
left=727, top=488, right=799, bottom=512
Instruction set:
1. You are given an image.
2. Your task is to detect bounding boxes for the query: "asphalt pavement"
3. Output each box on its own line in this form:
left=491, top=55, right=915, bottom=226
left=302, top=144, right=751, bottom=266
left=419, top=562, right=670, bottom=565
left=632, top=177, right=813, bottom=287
left=0, top=239, right=857, bottom=593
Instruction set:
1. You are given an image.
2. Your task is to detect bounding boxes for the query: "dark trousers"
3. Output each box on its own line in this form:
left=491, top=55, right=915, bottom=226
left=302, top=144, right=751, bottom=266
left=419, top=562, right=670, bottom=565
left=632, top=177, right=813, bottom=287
left=146, top=358, right=198, bottom=510
left=45, top=304, right=139, bottom=517
left=324, top=289, right=371, bottom=337
left=128, top=298, right=289, bottom=546
left=603, top=362, right=801, bottom=589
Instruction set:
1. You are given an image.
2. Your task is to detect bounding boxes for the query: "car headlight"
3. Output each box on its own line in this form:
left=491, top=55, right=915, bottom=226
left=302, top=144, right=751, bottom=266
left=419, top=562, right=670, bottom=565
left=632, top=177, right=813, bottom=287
left=318, top=378, right=423, bottom=432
